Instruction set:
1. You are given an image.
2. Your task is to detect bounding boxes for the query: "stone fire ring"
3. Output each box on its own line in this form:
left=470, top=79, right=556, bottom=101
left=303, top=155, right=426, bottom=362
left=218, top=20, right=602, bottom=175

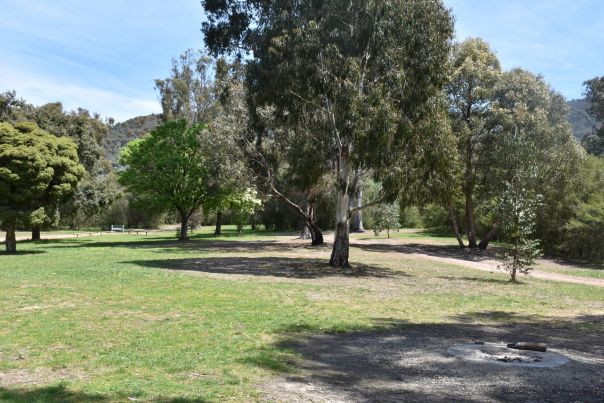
left=447, top=343, right=570, bottom=368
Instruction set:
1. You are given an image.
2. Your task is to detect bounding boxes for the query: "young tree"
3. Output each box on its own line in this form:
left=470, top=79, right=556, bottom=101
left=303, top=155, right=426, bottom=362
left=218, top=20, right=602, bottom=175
left=202, top=0, right=454, bottom=267
left=495, top=129, right=542, bottom=282
left=370, top=203, right=401, bottom=239
left=0, top=122, right=84, bottom=252
left=120, top=120, right=228, bottom=241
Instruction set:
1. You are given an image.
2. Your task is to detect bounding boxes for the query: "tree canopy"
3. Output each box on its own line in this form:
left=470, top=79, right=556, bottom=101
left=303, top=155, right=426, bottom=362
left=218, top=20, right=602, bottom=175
left=0, top=121, right=84, bottom=252
left=202, top=0, right=455, bottom=266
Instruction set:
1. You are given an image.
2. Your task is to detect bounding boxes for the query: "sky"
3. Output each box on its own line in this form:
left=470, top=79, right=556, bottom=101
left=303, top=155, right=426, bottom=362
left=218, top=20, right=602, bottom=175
left=0, top=1, right=603, bottom=122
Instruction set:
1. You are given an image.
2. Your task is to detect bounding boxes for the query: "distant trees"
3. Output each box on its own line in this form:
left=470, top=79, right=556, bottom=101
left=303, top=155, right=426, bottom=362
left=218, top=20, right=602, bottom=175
left=0, top=122, right=84, bottom=252
left=202, top=0, right=455, bottom=267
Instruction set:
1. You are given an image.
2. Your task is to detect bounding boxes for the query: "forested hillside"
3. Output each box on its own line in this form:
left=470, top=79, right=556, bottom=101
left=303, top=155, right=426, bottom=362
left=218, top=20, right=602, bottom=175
left=105, top=114, right=161, bottom=167
left=568, top=98, right=598, bottom=140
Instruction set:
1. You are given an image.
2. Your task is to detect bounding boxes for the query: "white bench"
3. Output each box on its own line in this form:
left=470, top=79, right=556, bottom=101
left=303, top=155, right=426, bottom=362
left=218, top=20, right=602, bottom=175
left=111, top=225, right=125, bottom=232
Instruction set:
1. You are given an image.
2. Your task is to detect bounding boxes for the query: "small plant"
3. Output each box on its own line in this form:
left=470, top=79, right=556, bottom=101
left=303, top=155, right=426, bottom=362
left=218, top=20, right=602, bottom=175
left=497, top=185, right=542, bottom=282
left=370, top=203, right=401, bottom=238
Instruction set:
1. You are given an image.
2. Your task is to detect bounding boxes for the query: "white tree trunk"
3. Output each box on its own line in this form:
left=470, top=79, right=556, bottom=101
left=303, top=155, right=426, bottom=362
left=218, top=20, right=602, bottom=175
left=330, top=145, right=352, bottom=267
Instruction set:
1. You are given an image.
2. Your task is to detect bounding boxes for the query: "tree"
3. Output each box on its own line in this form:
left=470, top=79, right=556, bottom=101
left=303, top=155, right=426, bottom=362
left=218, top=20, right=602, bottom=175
left=202, top=0, right=454, bottom=267
left=370, top=202, right=401, bottom=239
left=119, top=120, right=237, bottom=241
left=446, top=38, right=501, bottom=248
left=478, top=69, right=584, bottom=251
left=154, top=49, right=216, bottom=124
left=492, top=127, right=542, bottom=282
left=0, top=122, right=84, bottom=252
left=229, top=188, right=262, bottom=233
left=560, top=156, right=604, bottom=261
left=582, top=76, right=604, bottom=156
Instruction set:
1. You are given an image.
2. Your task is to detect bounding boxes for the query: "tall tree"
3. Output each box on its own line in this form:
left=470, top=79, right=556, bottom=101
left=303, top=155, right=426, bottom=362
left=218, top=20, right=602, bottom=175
left=119, top=120, right=241, bottom=241
left=0, top=122, right=84, bottom=252
left=582, top=76, right=604, bottom=156
left=478, top=68, right=584, bottom=250
left=446, top=38, right=501, bottom=248
left=202, top=0, right=454, bottom=267
left=154, top=50, right=217, bottom=124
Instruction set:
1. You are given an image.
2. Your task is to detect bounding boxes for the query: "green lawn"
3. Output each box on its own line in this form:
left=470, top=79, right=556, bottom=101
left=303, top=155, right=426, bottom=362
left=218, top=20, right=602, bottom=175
left=0, top=230, right=602, bottom=402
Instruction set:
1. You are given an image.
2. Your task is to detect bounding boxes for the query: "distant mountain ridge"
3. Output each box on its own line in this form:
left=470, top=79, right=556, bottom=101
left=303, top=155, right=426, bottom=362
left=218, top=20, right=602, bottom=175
left=104, top=100, right=595, bottom=166
left=104, top=114, right=161, bottom=167
left=568, top=98, right=598, bottom=140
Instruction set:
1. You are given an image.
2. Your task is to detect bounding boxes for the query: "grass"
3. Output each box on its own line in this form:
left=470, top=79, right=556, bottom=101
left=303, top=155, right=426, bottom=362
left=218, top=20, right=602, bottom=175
left=0, top=228, right=602, bottom=401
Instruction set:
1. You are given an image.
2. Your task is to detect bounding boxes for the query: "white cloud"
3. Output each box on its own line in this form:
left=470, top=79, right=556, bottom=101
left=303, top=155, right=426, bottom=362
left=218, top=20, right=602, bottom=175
left=0, top=64, right=161, bottom=122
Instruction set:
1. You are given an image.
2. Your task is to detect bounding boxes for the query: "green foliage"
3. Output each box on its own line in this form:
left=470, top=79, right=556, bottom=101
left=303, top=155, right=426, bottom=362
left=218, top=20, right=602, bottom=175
left=582, top=76, right=604, bottom=156
left=154, top=49, right=217, bottom=124
left=400, top=207, right=423, bottom=229
left=228, top=188, right=262, bottom=233
left=119, top=120, right=245, bottom=239
left=0, top=121, right=84, bottom=250
left=560, top=156, right=604, bottom=261
left=370, top=203, right=401, bottom=238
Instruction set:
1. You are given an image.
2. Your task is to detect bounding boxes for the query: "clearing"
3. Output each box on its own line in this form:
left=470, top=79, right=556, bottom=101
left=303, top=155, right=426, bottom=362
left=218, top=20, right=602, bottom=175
left=0, top=228, right=602, bottom=402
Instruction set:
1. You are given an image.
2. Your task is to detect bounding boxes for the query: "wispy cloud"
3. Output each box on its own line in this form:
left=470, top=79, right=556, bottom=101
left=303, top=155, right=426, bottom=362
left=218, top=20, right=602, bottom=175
left=0, top=64, right=161, bottom=122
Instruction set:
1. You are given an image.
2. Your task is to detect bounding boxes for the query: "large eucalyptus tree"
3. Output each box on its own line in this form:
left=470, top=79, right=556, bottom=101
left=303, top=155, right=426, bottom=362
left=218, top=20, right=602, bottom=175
left=202, top=0, right=454, bottom=267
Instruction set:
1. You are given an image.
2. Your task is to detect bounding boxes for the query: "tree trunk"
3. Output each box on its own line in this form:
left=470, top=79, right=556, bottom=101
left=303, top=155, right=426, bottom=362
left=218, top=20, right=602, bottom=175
left=330, top=208, right=350, bottom=267
left=350, top=185, right=365, bottom=232
left=214, top=211, right=223, bottom=236
left=309, top=222, right=324, bottom=246
left=5, top=222, right=17, bottom=253
left=250, top=213, right=257, bottom=231
left=179, top=211, right=189, bottom=241
left=300, top=225, right=311, bottom=240
left=478, top=220, right=499, bottom=250
left=330, top=146, right=352, bottom=268
left=32, top=226, right=41, bottom=241
left=464, top=137, right=478, bottom=248
left=448, top=204, right=465, bottom=248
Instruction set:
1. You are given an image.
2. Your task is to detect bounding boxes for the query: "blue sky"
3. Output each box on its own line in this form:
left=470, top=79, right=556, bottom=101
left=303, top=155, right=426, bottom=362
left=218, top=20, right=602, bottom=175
left=0, top=1, right=602, bottom=122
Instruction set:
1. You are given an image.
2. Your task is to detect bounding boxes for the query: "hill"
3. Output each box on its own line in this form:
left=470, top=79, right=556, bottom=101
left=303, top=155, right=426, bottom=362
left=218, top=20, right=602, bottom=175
left=568, top=98, right=598, bottom=140
left=105, top=114, right=161, bottom=167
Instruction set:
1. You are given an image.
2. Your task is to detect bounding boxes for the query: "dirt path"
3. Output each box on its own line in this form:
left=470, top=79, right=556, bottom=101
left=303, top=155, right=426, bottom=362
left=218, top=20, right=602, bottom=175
left=351, top=238, right=604, bottom=288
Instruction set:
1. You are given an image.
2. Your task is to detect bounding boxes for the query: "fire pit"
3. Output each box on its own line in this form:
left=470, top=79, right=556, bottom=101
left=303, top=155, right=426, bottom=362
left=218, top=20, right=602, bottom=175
left=447, top=343, right=569, bottom=368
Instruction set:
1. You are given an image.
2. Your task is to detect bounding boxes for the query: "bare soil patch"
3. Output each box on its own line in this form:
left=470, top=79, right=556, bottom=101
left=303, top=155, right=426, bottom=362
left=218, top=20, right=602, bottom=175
left=261, top=316, right=604, bottom=402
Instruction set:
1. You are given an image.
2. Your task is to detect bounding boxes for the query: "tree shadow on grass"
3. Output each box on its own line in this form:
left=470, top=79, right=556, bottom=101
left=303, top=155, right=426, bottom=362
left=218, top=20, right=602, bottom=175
left=0, top=385, right=107, bottom=402
left=248, top=314, right=604, bottom=402
left=0, top=385, right=209, bottom=402
left=125, top=256, right=409, bottom=279
left=353, top=241, right=502, bottom=263
left=42, top=237, right=315, bottom=254
left=0, top=250, right=46, bottom=256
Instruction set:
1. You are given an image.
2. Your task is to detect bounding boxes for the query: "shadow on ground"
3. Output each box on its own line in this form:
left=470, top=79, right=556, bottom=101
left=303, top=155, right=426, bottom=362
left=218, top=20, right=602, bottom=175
left=0, top=385, right=208, bottom=402
left=353, top=241, right=502, bottom=263
left=254, top=314, right=604, bottom=402
left=125, top=256, right=407, bottom=279
left=41, top=237, right=320, bottom=254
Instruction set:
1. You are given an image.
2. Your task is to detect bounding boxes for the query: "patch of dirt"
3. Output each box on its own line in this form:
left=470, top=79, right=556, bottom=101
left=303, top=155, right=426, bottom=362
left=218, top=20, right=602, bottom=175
left=0, top=368, right=86, bottom=387
left=260, top=319, right=604, bottom=402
